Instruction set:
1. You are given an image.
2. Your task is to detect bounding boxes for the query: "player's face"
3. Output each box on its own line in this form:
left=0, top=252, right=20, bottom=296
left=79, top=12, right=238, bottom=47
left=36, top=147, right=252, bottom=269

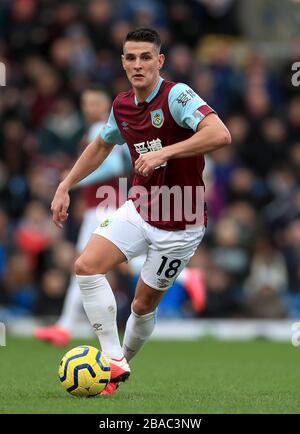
left=81, top=91, right=111, bottom=123
left=122, top=41, right=165, bottom=91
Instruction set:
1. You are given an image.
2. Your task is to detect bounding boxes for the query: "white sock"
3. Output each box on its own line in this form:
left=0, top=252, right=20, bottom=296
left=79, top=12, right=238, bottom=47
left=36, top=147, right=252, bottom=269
left=76, top=274, right=124, bottom=359
left=57, top=275, right=82, bottom=331
left=122, top=308, right=156, bottom=362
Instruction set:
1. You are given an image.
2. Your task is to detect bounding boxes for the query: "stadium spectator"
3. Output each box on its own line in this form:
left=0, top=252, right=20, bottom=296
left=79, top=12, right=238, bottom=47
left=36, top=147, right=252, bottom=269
left=244, top=238, right=288, bottom=318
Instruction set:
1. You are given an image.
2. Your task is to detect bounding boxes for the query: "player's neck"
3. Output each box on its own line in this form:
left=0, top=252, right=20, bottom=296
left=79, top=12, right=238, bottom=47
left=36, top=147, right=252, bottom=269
left=133, top=77, right=160, bottom=103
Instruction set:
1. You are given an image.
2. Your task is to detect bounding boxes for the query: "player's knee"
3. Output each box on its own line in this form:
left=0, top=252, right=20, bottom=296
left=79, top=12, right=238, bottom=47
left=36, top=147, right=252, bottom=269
left=74, top=256, right=95, bottom=276
left=132, top=298, right=152, bottom=316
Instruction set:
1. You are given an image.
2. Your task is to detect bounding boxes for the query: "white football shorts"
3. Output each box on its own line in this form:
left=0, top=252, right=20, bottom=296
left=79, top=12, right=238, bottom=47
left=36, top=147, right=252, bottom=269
left=76, top=206, right=116, bottom=252
left=93, top=200, right=205, bottom=291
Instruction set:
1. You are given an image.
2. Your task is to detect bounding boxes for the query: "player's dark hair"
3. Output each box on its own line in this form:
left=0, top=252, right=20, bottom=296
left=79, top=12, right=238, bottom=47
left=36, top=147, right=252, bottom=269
left=124, top=28, right=161, bottom=52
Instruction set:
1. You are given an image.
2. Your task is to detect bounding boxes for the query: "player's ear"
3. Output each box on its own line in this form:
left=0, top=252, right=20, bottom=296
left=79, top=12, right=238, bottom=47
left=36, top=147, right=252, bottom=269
left=121, top=54, right=126, bottom=70
left=158, top=53, right=165, bottom=70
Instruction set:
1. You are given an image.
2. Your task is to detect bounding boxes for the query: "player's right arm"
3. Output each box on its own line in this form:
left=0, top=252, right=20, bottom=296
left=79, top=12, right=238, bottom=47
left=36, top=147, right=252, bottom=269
left=51, top=135, right=114, bottom=228
left=51, top=104, right=125, bottom=228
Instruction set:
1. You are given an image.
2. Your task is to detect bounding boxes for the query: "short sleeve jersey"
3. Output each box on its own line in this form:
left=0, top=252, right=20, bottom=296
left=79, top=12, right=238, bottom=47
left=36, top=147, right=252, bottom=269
left=99, top=78, right=214, bottom=230
left=81, top=122, right=127, bottom=209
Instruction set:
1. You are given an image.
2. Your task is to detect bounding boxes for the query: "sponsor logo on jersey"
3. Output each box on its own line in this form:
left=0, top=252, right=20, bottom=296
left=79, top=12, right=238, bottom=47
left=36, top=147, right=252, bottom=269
left=150, top=109, right=164, bottom=128
left=176, top=89, right=197, bottom=107
left=134, top=138, right=167, bottom=168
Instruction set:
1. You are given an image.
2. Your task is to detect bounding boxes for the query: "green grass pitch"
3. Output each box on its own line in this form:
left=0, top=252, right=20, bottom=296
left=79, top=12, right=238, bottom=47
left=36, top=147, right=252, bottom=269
left=0, top=336, right=300, bottom=414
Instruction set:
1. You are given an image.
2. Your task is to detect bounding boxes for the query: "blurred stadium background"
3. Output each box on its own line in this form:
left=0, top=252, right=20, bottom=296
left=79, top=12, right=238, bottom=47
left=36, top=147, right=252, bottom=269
left=1, top=0, right=300, bottom=342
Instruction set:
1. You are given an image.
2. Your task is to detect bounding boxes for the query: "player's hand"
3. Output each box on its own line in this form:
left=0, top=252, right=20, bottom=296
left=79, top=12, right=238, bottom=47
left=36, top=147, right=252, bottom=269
left=135, top=150, right=167, bottom=177
left=51, top=184, right=70, bottom=229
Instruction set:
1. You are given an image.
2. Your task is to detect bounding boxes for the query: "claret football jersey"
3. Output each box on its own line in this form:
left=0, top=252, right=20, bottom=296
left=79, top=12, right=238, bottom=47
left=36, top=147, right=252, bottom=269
left=99, top=77, right=214, bottom=230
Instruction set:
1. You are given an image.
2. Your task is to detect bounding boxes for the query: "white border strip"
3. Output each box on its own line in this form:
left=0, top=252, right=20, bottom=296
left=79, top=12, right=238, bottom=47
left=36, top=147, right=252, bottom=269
left=4, top=318, right=297, bottom=343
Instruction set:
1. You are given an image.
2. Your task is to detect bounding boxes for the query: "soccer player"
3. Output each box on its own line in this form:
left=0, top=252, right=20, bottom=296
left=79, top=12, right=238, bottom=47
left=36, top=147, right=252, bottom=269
left=34, top=87, right=130, bottom=346
left=50, top=28, right=231, bottom=394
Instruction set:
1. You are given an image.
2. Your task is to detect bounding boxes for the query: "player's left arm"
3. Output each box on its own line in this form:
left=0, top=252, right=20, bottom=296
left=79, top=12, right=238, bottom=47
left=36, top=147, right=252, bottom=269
left=163, top=112, right=231, bottom=159
left=135, top=84, right=231, bottom=176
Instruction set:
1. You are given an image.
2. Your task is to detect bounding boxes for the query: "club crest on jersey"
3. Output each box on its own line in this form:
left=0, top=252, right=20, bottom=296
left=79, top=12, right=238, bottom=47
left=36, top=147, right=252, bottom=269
left=100, top=218, right=111, bottom=228
left=150, top=109, right=164, bottom=128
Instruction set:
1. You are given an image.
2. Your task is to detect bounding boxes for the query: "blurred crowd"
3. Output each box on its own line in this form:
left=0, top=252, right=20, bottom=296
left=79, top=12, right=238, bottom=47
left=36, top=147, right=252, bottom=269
left=1, top=0, right=300, bottom=322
